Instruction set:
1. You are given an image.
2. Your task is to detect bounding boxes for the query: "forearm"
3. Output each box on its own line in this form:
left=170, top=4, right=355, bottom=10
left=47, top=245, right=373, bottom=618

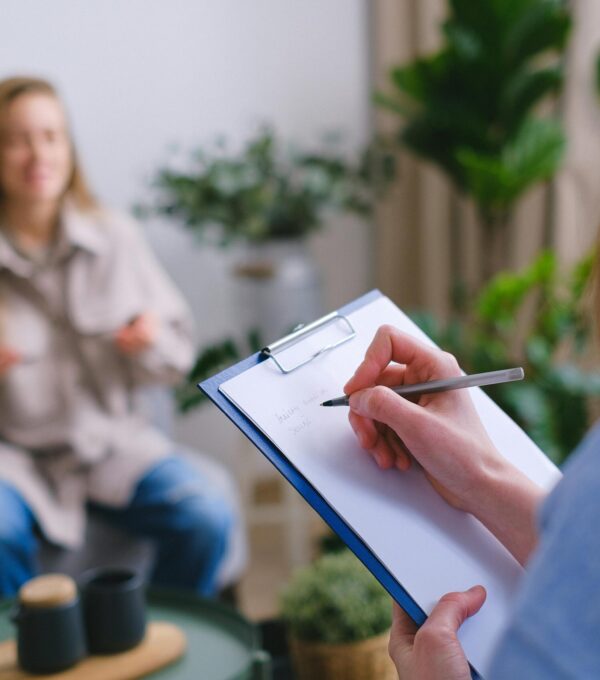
left=467, top=457, right=547, bottom=566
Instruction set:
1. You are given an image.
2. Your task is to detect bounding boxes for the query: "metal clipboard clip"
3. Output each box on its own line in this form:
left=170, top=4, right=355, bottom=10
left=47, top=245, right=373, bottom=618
left=261, top=311, right=356, bottom=374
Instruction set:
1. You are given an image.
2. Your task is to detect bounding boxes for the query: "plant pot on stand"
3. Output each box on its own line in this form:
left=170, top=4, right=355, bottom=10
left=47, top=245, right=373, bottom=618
left=230, top=237, right=323, bottom=567
left=231, top=238, right=323, bottom=347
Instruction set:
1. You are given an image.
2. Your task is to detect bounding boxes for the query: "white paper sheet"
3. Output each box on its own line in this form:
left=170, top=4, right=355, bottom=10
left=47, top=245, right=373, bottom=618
left=220, top=295, right=561, bottom=677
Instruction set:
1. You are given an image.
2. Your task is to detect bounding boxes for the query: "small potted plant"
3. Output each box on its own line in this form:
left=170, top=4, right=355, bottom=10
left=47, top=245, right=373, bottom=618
left=280, top=550, right=396, bottom=680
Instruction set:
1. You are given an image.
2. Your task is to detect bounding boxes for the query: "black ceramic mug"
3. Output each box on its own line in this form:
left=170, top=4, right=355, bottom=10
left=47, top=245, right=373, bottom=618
left=80, top=567, right=147, bottom=654
left=11, top=574, right=87, bottom=674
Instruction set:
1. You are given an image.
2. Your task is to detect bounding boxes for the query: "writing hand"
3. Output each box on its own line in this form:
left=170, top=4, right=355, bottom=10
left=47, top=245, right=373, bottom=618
left=345, top=325, right=544, bottom=564
left=345, top=324, right=502, bottom=511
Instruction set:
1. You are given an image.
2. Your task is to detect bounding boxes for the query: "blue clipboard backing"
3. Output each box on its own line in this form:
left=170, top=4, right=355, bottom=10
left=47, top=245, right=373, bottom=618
left=200, top=289, right=481, bottom=680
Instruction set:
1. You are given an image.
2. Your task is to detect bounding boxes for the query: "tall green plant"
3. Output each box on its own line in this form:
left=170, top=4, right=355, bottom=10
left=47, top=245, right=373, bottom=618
left=412, top=251, right=600, bottom=464
left=377, top=0, right=571, bottom=282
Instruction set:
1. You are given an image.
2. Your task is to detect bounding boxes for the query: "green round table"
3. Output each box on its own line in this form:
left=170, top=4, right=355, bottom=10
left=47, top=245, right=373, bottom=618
left=0, top=590, right=271, bottom=680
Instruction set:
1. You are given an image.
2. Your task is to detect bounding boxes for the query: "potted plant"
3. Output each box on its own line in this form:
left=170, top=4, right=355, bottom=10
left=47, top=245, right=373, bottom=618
left=280, top=550, right=395, bottom=680
left=376, top=0, right=571, bottom=289
left=141, top=127, right=393, bottom=343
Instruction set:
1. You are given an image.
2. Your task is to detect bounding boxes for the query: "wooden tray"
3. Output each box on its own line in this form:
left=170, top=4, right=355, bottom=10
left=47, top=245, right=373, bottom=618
left=0, top=621, right=186, bottom=680
left=0, top=590, right=264, bottom=680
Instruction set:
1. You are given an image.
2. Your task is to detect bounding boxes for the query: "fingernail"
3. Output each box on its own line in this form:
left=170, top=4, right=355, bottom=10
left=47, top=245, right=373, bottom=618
left=468, top=585, right=486, bottom=596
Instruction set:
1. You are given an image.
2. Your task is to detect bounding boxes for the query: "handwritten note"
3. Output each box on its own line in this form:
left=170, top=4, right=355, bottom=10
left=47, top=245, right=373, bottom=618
left=220, top=295, right=560, bottom=678
left=272, top=387, right=327, bottom=437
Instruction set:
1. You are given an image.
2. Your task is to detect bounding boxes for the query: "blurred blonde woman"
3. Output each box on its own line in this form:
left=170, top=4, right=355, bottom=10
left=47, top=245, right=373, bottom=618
left=0, top=76, right=231, bottom=597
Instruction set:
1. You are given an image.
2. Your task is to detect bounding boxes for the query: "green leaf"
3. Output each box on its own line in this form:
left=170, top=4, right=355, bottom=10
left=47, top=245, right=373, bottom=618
left=503, top=118, right=566, bottom=180
left=526, top=336, right=552, bottom=367
left=569, top=248, right=595, bottom=299
left=492, top=382, right=557, bottom=461
left=457, top=118, right=565, bottom=212
left=448, top=0, right=503, bottom=39
left=501, top=66, right=563, bottom=129
left=504, top=2, right=571, bottom=66
left=175, top=338, right=241, bottom=412
left=443, top=23, right=482, bottom=62
left=389, top=56, right=445, bottom=103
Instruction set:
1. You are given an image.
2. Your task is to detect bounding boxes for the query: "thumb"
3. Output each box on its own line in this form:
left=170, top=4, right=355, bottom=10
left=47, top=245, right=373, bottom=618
left=388, top=602, right=418, bottom=674
left=425, top=586, right=487, bottom=635
left=349, top=385, right=426, bottom=432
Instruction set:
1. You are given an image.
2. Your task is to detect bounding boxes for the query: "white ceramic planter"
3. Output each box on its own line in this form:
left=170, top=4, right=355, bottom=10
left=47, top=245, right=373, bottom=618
left=231, top=239, right=323, bottom=346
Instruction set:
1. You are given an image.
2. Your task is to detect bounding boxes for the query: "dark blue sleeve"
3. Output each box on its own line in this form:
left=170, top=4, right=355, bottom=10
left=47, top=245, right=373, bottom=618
left=488, top=422, right=600, bottom=679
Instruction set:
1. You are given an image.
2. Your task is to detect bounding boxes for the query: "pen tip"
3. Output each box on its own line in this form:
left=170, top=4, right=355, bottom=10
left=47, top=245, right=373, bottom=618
left=321, top=400, right=332, bottom=407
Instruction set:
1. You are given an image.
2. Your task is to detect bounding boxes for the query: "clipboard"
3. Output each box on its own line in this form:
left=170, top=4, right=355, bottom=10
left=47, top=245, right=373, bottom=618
left=199, top=293, right=425, bottom=601
left=200, top=289, right=559, bottom=680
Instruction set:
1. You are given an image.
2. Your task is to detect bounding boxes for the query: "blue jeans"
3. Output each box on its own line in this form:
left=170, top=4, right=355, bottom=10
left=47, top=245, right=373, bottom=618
left=0, top=456, right=232, bottom=598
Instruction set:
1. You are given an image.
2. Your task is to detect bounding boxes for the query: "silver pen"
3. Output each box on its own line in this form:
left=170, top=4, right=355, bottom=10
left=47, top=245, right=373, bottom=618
left=320, top=367, right=525, bottom=407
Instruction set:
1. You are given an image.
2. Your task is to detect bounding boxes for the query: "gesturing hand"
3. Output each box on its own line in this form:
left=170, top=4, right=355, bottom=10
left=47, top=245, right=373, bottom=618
left=389, top=586, right=486, bottom=680
left=0, top=345, right=21, bottom=377
left=115, top=313, right=158, bottom=355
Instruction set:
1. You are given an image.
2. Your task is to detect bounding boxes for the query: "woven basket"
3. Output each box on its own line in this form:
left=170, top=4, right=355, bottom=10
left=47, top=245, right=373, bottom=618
left=289, top=630, right=397, bottom=680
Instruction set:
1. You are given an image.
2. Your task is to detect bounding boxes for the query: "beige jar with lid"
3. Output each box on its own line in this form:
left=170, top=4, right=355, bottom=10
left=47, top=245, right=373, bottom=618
left=11, top=574, right=87, bottom=673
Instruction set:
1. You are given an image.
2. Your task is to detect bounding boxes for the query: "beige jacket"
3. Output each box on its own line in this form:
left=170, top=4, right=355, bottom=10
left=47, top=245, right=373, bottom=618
left=0, top=205, right=195, bottom=548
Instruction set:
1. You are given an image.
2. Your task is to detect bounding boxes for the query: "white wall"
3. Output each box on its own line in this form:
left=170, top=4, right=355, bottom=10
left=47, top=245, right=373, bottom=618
left=0, top=0, right=372, bottom=458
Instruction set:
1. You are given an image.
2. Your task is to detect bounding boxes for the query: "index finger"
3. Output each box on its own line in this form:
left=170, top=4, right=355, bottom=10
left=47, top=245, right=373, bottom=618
left=344, top=325, right=445, bottom=394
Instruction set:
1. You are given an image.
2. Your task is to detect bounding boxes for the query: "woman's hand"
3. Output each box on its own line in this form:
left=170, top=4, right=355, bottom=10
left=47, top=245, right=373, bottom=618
left=389, top=586, right=486, bottom=680
left=345, top=325, right=501, bottom=510
left=115, top=313, right=158, bottom=355
left=345, top=325, right=545, bottom=565
left=0, top=346, right=21, bottom=377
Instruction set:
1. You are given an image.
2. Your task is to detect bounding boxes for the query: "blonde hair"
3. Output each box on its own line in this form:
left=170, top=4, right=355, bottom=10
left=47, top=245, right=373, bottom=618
left=0, top=76, right=97, bottom=211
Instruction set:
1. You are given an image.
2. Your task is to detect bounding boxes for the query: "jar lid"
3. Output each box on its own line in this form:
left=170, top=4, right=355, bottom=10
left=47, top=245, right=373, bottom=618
left=18, top=574, right=77, bottom=608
